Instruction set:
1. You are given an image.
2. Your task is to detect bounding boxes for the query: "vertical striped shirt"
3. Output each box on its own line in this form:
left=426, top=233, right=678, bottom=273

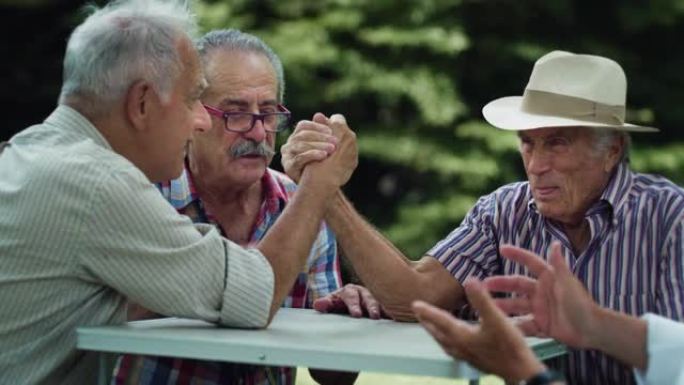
left=429, top=161, right=684, bottom=385
left=0, top=106, right=275, bottom=385
left=113, top=166, right=341, bottom=385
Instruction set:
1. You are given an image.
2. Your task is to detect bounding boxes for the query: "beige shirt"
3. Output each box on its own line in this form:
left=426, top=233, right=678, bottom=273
left=0, top=106, right=274, bottom=385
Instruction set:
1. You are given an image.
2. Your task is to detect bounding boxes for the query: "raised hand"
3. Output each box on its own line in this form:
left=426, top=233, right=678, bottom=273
left=281, top=113, right=340, bottom=183
left=485, top=242, right=601, bottom=348
left=412, top=279, right=547, bottom=383
left=303, top=113, right=357, bottom=189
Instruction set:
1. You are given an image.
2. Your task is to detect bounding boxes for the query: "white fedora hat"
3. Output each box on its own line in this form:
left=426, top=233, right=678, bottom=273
left=482, top=50, right=658, bottom=132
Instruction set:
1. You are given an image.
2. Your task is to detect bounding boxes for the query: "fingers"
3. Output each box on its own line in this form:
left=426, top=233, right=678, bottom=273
left=358, top=286, right=382, bottom=319
left=483, top=275, right=537, bottom=297
left=548, top=242, right=571, bottom=276
left=336, top=284, right=364, bottom=318
left=513, top=315, right=543, bottom=337
left=313, top=296, right=335, bottom=313
left=313, top=293, right=348, bottom=314
left=312, top=112, right=329, bottom=125
left=412, top=300, right=472, bottom=357
left=329, top=113, right=347, bottom=127
left=499, top=244, right=551, bottom=277
left=493, top=297, right=532, bottom=316
left=462, top=278, right=507, bottom=327
left=294, top=118, right=333, bottom=135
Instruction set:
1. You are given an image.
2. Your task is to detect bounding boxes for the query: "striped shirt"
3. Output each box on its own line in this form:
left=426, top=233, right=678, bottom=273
left=0, top=106, right=275, bottom=385
left=429, top=161, right=684, bottom=385
left=113, top=166, right=341, bottom=385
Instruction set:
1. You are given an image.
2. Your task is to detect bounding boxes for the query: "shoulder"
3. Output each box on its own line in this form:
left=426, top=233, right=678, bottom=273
left=630, top=171, right=684, bottom=217
left=10, top=132, right=133, bottom=195
left=470, top=181, right=532, bottom=214
left=631, top=171, right=684, bottom=199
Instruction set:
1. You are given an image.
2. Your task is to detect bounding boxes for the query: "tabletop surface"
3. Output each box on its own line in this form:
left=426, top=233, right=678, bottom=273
left=77, top=308, right=566, bottom=379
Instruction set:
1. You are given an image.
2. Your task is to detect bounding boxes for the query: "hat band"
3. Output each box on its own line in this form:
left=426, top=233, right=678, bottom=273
left=521, top=89, right=626, bottom=125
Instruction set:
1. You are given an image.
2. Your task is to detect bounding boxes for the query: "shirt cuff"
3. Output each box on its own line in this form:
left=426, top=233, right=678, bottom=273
left=218, top=240, right=274, bottom=328
left=633, top=313, right=684, bottom=385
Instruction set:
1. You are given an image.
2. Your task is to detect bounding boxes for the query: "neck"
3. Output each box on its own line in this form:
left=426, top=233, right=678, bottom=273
left=81, top=102, right=157, bottom=182
left=193, top=171, right=264, bottom=246
left=561, top=217, right=591, bottom=256
left=201, top=177, right=261, bottom=208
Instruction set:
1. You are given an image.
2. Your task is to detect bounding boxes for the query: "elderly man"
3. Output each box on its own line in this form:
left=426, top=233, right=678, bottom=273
left=113, top=29, right=354, bottom=385
left=282, top=51, right=684, bottom=385
left=0, top=2, right=356, bottom=384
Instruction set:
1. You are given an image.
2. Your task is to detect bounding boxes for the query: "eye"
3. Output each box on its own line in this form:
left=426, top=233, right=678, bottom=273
left=518, top=137, right=533, bottom=152
left=548, top=137, right=569, bottom=147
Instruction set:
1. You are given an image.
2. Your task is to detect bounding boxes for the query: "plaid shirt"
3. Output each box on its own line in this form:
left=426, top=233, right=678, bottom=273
left=430, top=162, right=684, bottom=385
left=113, top=167, right=341, bottom=385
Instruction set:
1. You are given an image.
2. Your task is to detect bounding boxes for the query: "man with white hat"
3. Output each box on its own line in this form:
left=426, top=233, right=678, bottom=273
left=281, top=51, right=684, bottom=385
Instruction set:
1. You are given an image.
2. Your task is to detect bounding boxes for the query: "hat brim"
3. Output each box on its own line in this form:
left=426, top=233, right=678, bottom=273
left=482, top=96, right=659, bottom=132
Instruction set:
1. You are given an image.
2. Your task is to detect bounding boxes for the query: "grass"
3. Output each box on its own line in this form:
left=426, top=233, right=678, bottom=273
left=296, top=368, right=505, bottom=385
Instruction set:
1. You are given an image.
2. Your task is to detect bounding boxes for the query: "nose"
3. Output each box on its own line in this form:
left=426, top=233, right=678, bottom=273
left=525, top=147, right=552, bottom=176
left=243, top=116, right=267, bottom=142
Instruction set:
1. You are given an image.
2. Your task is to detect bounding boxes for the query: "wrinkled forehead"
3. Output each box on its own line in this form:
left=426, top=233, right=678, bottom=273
left=202, top=50, right=278, bottom=103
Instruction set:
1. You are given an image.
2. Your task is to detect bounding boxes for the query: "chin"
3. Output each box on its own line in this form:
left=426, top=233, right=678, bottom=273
left=159, top=163, right=185, bottom=182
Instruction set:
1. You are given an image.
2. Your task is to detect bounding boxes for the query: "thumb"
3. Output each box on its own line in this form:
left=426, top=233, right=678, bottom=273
left=313, top=112, right=329, bottom=124
left=329, top=113, right=347, bottom=127
left=313, top=297, right=333, bottom=313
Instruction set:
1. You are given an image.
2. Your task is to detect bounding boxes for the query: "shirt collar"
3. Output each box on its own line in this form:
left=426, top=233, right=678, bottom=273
left=164, top=163, right=288, bottom=213
left=44, top=105, right=113, bottom=150
left=596, top=161, right=633, bottom=225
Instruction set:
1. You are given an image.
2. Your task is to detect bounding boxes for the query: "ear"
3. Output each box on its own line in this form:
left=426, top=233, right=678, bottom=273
left=125, top=80, right=154, bottom=132
left=604, top=133, right=625, bottom=172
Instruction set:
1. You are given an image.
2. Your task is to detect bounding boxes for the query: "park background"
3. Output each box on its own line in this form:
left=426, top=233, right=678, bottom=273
left=2, top=1, right=684, bottom=384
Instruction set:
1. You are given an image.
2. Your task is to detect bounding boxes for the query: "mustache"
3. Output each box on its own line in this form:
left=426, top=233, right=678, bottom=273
left=230, top=140, right=275, bottom=158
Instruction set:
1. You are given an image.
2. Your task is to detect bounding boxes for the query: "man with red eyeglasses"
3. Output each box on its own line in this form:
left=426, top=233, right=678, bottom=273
left=112, top=29, right=356, bottom=385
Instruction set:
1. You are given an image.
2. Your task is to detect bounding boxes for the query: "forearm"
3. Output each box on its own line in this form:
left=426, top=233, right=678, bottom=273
left=327, top=190, right=464, bottom=320
left=587, top=306, right=648, bottom=370
left=257, top=170, right=335, bottom=323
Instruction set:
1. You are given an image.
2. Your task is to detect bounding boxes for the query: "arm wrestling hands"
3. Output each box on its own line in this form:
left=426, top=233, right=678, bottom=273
left=281, top=113, right=388, bottom=320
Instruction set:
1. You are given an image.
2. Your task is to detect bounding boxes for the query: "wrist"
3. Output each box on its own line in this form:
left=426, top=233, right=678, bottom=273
left=512, top=359, right=547, bottom=383
left=518, top=369, right=564, bottom=385
left=583, top=304, right=611, bottom=350
left=299, top=168, right=337, bottom=198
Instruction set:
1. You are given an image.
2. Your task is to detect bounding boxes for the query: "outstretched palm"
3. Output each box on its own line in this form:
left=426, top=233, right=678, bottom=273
left=486, top=242, right=601, bottom=349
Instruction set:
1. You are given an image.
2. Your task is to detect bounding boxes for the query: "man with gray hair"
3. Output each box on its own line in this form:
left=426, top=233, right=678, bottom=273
left=0, top=2, right=357, bottom=385
left=282, top=51, right=684, bottom=385
left=112, top=28, right=356, bottom=385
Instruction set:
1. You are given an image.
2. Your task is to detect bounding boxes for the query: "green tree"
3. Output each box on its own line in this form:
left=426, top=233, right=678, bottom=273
left=193, top=0, right=684, bottom=258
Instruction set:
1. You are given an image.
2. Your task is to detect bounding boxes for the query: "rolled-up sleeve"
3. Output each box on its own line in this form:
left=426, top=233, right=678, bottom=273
left=78, top=168, right=274, bottom=328
left=427, top=194, right=500, bottom=284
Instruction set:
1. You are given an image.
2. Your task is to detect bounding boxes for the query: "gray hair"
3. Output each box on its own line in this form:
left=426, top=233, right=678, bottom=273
left=590, top=127, right=631, bottom=163
left=58, top=0, right=198, bottom=116
left=196, top=29, right=285, bottom=103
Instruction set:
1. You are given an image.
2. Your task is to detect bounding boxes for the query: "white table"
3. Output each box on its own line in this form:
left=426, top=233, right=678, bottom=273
left=77, top=308, right=566, bottom=384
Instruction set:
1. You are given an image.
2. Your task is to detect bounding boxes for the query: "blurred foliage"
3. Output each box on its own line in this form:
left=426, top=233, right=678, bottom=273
left=2, top=0, right=684, bottom=260
left=193, top=0, right=684, bottom=257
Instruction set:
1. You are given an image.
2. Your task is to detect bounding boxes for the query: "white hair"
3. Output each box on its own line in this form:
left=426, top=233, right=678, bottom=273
left=58, top=0, right=197, bottom=116
left=590, top=127, right=631, bottom=163
left=196, top=29, right=285, bottom=103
